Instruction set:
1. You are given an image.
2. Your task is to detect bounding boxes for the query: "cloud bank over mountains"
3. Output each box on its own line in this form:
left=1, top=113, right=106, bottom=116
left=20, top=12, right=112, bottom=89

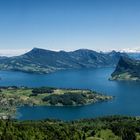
left=119, top=48, right=140, bottom=53
left=0, top=47, right=140, bottom=57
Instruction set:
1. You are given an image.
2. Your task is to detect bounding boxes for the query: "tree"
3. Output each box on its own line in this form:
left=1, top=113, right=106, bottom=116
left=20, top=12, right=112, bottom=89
left=121, top=128, right=136, bottom=140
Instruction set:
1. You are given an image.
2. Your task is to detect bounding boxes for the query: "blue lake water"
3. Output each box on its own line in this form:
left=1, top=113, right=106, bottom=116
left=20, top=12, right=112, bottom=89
left=0, top=68, right=140, bottom=121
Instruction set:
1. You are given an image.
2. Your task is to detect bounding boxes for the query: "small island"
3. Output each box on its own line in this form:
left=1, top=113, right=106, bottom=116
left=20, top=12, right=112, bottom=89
left=0, top=86, right=112, bottom=119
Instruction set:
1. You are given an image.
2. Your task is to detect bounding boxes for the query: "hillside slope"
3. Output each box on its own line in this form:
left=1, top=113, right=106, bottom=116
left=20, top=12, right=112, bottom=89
left=0, top=48, right=127, bottom=74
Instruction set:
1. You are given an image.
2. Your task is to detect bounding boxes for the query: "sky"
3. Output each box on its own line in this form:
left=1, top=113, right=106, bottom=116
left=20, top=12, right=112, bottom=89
left=0, top=0, right=140, bottom=56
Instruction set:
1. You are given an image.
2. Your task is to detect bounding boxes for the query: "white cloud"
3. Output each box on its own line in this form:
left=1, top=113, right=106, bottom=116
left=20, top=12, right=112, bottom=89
left=0, top=49, right=30, bottom=57
left=0, top=47, right=140, bottom=57
left=119, top=47, right=140, bottom=53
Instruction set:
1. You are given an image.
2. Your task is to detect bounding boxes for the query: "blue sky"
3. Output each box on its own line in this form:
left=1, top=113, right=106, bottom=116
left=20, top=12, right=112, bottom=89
left=0, top=0, right=140, bottom=55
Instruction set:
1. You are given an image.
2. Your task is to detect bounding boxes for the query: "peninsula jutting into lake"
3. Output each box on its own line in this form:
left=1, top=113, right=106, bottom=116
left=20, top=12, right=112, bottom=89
left=0, top=86, right=112, bottom=119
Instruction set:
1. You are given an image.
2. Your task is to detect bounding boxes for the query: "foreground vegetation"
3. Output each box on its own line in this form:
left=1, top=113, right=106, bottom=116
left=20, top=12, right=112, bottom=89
left=0, top=116, right=139, bottom=140
left=0, top=86, right=112, bottom=119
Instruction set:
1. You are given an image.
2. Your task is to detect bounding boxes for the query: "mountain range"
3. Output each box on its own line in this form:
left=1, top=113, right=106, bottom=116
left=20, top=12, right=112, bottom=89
left=0, top=48, right=127, bottom=74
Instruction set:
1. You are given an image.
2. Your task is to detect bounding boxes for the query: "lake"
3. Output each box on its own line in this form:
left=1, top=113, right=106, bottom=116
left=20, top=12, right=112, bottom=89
left=0, top=68, right=140, bottom=121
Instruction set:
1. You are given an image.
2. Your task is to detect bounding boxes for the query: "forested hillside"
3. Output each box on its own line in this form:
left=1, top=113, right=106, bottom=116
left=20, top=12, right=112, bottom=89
left=0, top=116, right=139, bottom=140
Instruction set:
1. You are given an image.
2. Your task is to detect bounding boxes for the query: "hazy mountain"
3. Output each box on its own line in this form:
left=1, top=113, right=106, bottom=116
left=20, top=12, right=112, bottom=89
left=0, top=48, right=127, bottom=74
left=110, top=57, right=140, bottom=81
left=127, top=53, right=140, bottom=60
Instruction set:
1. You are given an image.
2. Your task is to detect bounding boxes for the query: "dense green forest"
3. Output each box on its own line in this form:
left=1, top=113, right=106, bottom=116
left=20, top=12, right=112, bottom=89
left=0, top=116, right=140, bottom=140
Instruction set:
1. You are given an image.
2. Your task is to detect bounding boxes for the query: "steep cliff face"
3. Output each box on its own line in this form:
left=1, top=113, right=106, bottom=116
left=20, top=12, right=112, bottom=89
left=111, top=57, right=140, bottom=81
